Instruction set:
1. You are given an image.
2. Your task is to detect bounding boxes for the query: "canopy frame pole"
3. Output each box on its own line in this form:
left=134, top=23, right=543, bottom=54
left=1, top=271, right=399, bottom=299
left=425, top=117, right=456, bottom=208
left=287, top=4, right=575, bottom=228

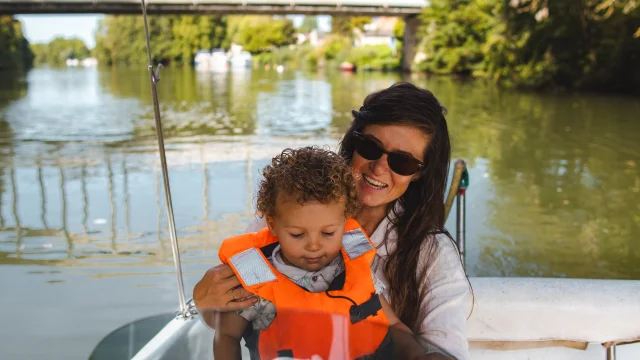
left=140, top=0, right=194, bottom=319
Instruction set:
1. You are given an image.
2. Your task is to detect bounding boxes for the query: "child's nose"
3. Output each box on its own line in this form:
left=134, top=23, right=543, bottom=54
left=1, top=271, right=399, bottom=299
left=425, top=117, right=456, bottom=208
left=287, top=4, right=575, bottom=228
left=305, top=236, right=322, bottom=252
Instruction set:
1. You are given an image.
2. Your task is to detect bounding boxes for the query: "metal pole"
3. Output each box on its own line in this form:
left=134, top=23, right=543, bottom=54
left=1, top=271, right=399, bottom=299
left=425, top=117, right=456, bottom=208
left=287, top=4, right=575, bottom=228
left=140, top=0, right=191, bottom=317
left=456, top=189, right=465, bottom=266
left=455, top=161, right=468, bottom=266
left=606, top=345, right=616, bottom=360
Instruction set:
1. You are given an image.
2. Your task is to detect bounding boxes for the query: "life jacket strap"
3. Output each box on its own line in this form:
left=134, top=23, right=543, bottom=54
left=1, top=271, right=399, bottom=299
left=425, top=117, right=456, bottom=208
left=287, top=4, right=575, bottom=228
left=349, top=293, right=382, bottom=324
left=230, top=248, right=277, bottom=286
left=342, top=228, right=374, bottom=260
left=277, top=349, right=294, bottom=358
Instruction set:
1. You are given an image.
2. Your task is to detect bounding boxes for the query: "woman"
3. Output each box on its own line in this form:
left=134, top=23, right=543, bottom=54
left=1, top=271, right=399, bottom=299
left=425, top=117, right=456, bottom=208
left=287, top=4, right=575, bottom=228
left=194, top=82, right=472, bottom=359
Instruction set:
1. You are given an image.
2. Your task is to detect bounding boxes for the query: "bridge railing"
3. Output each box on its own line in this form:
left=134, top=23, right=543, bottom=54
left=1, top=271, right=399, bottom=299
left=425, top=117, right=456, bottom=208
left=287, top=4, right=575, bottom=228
left=0, top=0, right=427, bottom=8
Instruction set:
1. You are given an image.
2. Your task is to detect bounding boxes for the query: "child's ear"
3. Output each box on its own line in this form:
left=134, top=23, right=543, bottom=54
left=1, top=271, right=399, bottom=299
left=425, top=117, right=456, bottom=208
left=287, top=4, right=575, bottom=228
left=265, top=215, right=277, bottom=237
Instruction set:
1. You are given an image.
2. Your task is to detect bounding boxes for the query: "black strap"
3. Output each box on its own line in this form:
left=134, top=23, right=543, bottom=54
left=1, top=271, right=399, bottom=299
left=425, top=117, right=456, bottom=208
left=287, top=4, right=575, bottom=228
left=328, top=270, right=346, bottom=290
left=242, top=326, right=261, bottom=360
left=349, top=293, right=382, bottom=324
left=259, top=242, right=279, bottom=259
left=277, top=349, right=294, bottom=357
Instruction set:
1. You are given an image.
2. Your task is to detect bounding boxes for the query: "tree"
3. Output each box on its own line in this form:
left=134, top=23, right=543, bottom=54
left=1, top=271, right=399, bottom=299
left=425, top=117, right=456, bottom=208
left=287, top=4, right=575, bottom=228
left=93, top=15, right=227, bottom=66
left=0, top=16, right=33, bottom=70
left=417, top=0, right=495, bottom=75
left=31, top=37, right=90, bottom=66
left=297, top=16, right=318, bottom=33
left=485, top=0, right=640, bottom=92
left=232, top=16, right=296, bottom=53
left=171, top=15, right=227, bottom=65
left=330, top=16, right=371, bottom=36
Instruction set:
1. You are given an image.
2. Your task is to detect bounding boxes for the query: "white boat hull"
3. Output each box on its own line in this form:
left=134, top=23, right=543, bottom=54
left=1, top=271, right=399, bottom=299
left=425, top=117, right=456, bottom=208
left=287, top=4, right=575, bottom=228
left=129, top=277, right=640, bottom=359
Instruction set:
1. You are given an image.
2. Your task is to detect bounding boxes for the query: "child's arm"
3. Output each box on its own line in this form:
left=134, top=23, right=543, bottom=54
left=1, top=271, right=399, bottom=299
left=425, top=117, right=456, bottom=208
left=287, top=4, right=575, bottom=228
left=213, top=311, right=249, bottom=360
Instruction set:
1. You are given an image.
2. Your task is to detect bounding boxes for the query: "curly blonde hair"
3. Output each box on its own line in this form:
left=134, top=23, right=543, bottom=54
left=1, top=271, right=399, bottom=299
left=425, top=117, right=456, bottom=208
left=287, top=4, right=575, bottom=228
left=256, top=147, right=360, bottom=218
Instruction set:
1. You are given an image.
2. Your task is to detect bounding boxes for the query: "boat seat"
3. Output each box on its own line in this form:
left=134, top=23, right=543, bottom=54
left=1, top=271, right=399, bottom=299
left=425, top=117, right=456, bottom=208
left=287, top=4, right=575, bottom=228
left=467, top=277, right=640, bottom=356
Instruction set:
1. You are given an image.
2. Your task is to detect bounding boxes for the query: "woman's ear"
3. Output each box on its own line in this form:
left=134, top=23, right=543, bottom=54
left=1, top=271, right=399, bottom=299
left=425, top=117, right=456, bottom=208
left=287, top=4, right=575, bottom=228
left=265, top=215, right=278, bottom=237
left=411, top=173, right=421, bottom=182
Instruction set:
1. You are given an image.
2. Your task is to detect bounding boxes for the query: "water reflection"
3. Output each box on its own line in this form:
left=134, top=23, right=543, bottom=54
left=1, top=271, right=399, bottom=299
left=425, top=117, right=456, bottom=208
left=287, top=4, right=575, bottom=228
left=413, top=76, right=640, bottom=279
left=0, top=67, right=639, bottom=280
left=2, top=66, right=640, bottom=360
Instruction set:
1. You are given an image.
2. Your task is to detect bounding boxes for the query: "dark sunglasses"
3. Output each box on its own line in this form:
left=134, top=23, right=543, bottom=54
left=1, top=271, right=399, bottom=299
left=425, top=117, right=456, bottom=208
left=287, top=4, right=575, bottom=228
left=352, top=131, right=424, bottom=176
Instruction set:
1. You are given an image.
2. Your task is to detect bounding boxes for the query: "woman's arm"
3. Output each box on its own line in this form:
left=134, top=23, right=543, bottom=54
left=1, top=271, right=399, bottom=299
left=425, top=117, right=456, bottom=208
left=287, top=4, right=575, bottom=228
left=381, top=297, right=455, bottom=360
left=416, top=234, right=472, bottom=360
left=213, top=312, right=249, bottom=360
left=194, top=217, right=267, bottom=328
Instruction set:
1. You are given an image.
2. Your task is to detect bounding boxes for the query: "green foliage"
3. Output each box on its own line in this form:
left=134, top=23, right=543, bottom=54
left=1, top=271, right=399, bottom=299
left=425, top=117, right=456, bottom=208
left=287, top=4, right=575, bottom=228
left=393, top=18, right=405, bottom=54
left=231, top=16, right=296, bottom=53
left=417, top=0, right=640, bottom=92
left=254, top=43, right=315, bottom=69
left=346, top=44, right=399, bottom=71
left=0, top=16, right=33, bottom=70
left=94, top=15, right=227, bottom=66
left=171, top=16, right=227, bottom=65
left=417, top=0, right=495, bottom=75
left=297, top=16, right=318, bottom=33
left=330, top=16, right=371, bottom=36
left=486, top=0, right=640, bottom=92
left=31, top=37, right=90, bottom=66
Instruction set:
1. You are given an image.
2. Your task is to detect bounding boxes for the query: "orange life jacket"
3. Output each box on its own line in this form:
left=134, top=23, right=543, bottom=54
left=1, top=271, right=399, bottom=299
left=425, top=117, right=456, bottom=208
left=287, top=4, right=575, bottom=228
left=218, top=218, right=392, bottom=360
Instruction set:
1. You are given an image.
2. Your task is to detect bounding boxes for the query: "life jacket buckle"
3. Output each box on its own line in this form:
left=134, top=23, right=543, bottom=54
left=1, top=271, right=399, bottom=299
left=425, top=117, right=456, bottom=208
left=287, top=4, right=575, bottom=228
left=349, top=293, right=382, bottom=324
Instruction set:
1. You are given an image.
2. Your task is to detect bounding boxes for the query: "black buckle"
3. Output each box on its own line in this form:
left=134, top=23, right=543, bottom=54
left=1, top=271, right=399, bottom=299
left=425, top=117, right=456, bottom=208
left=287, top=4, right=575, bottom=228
left=349, top=293, right=382, bottom=324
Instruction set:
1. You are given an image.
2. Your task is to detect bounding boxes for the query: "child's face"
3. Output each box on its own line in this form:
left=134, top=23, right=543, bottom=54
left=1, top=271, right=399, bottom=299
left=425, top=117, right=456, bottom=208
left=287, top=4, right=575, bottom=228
left=266, top=195, right=346, bottom=272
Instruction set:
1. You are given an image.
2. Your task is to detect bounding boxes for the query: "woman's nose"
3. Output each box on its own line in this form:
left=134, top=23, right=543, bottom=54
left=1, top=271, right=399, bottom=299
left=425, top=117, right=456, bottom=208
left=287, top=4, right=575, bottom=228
left=370, top=154, right=390, bottom=176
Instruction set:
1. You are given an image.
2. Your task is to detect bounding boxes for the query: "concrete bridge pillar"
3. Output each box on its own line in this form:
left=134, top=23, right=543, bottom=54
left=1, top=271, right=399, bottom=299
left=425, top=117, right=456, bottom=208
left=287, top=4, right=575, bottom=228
left=402, top=14, right=420, bottom=73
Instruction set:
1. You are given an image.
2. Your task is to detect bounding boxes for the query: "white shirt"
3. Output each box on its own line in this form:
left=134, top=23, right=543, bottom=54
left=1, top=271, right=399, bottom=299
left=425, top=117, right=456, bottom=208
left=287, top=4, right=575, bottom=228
left=244, top=213, right=472, bottom=360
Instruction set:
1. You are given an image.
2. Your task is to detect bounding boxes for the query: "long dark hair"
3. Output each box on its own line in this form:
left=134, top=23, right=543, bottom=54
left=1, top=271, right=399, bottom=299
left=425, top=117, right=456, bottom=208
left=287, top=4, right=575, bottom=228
left=338, top=82, right=454, bottom=333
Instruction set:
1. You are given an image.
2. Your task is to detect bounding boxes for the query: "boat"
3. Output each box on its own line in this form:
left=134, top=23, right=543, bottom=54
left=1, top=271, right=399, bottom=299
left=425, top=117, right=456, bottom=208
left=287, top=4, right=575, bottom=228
left=194, top=49, right=229, bottom=73
left=89, top=2, right=640, bottom=359
left=229, top=43, right=252, bottom=72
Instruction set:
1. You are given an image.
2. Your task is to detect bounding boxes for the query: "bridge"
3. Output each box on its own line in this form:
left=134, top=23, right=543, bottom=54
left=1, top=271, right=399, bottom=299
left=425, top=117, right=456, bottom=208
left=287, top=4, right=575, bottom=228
left=0, top=0, right=426, bottom=16
left=0, top=0, right=426, bottom=70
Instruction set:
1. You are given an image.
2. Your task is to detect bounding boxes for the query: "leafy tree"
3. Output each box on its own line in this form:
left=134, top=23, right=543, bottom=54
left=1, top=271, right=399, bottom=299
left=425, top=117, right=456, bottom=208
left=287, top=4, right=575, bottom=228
left=330, top=16, right=371, bottom=36
left=171, top=16, right=227, bottom=65
left=94, top=15, right=226, bottom=66
left=417, top=0, right=495, bottom=75
left=0, top=16, right=33, bottom=70
left=485, top=0, right=640, bottom=92
left=232, top=16, right=296, bottom=53
left=297, top=16, right=318, bottom=33
left=31, top=37, right=90, bottom=66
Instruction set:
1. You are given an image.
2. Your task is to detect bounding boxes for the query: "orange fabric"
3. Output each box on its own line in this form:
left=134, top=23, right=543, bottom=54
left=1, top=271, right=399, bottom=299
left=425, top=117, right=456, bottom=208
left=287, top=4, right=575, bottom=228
left=218, top=218, right=389, bottom=359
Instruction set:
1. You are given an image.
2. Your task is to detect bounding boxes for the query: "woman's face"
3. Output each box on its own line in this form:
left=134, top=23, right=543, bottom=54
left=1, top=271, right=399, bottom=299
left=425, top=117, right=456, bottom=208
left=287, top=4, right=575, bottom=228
left=351, top=124, right=430, bottom=210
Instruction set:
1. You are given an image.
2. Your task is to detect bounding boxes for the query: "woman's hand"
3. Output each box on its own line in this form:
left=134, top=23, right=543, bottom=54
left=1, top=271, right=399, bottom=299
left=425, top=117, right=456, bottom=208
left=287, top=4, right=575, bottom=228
left=193, top=264, right=257, bottom=313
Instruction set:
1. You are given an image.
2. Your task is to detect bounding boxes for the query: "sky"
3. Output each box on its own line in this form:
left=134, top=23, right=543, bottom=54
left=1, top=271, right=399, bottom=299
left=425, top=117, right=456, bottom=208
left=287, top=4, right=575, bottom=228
left=16, top=14, right=331, bottom=49
left=17, top=15, right=104, bottom=48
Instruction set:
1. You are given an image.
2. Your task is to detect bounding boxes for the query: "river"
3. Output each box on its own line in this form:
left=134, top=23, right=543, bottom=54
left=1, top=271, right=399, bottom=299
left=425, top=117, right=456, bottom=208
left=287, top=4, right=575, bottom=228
left=0, top=66, right=639, bottom=360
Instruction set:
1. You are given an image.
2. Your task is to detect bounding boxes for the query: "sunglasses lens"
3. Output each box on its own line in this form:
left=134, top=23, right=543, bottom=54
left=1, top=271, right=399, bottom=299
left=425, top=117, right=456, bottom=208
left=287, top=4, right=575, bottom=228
left=388, top=153, right=422, bottom=176
left=353, top=132, right=422, bottom=176
left=354, top=136, right=383, bottom=161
